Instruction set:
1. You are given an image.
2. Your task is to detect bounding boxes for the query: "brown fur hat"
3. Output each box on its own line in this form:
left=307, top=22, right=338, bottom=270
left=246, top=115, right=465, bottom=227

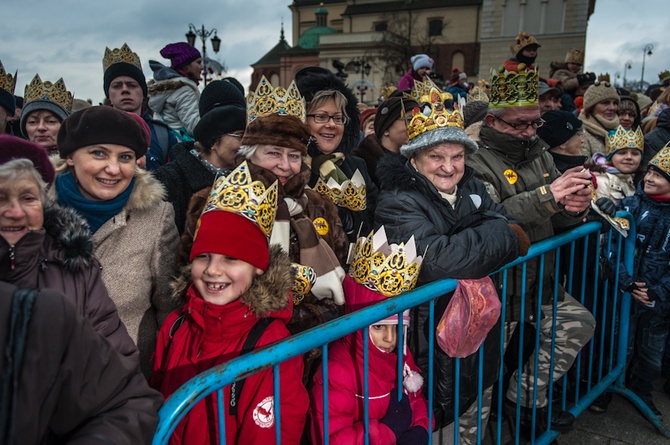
left=241, top=114, right=311, bottom=155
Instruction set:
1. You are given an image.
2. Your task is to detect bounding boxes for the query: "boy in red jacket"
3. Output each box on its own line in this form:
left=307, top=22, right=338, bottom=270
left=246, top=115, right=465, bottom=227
left=310, top=227, right=430, bottom=444
left=151, top=161, right=308, bottom=444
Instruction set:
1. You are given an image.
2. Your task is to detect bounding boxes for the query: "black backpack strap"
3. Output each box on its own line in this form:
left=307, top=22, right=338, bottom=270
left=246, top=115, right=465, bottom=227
left=229, top=317, right=276, bottom=415
left=0, top=288, right=39, bottom=445
left=154, top=123, right=171, bottom=164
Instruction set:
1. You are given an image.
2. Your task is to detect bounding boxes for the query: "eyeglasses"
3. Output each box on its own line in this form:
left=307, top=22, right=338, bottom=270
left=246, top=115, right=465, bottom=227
left=225, top=133, right=244, bottom=139
left=493, top=115, right=545, bottom=131
left=307, top=113, right=348, bottom=125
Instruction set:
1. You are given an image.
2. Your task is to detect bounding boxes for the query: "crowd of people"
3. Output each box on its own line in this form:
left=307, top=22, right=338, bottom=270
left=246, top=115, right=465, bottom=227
left=1, top=31, right=669, bottom=445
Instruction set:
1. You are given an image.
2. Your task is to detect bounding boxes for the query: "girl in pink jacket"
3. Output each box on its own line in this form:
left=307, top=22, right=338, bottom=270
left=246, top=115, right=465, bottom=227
left=310, top=229, right=430, bottom=444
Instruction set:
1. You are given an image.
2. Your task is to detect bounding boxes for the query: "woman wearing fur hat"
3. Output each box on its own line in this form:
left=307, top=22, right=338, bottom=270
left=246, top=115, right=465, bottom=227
left=151, top=162, right=309, bottom=445
left=374, top=92, right=529, bottom=442
left=352, top=96, right=418, bottom=188
left=51, top=106, right=179, bottom=377
left=154, top=78, right=247, bottom=234
left=295, top=67, right=379, bottom=245
left=310, top=229, right=430, bottom=445
left=148, top=42, right=203, bottom=141
left=0, top=134, right=137, bottom=360
left=20, top=75, right=73, bottom=156
left=580, top=81, right=621, bottom=158
left=179, top=78, right=348, bottom=344
left=398, top=54, right=434, bottom=91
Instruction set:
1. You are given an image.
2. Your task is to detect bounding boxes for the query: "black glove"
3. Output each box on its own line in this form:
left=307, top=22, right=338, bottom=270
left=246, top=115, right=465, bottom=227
left=647, top=288, right=659, bottom=302
left=596, top=197, right=616, bottom=217
left=380, top=388, right=413, bottom=438
left=337, top=207, right=354, bottom=235
left=577, top=72, right=596, bottom=86
left=397, top=425, right=429, bottom=445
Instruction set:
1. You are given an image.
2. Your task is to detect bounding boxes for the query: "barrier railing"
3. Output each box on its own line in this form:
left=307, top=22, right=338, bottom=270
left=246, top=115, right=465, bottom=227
left=152, top=215, right=670, bottom=444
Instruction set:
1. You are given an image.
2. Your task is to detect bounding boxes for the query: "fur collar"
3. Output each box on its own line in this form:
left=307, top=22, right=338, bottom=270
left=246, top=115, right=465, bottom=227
left=147, top=77, right=197, bottom=96
left=42, top=203, right=95, bottom=271
left=50, top=159, right=167, bottom=212
left=171, top=245, right=293, bottom=316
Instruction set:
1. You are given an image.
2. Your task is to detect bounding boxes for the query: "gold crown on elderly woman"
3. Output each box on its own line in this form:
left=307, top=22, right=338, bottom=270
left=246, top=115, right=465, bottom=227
left=247, top=75, right=306, bottom=124
left=349, top=226, right=423, bottom=297
left=489, top=66, right=539, bottom=108
left=313, top=169, right=367, bottom=211
left=606, top=125, right=644, bottom=153
left=404, top=80, right=465, bottom=140
left=24, top=74, right=74, bottom=113
left=0, top=61, right=17, bottom=95
left=201, top=161, right=278, bottom=237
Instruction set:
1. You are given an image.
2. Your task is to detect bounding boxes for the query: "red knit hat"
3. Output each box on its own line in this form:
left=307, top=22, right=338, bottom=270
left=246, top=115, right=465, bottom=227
left=0, top=134, right=55, bottom=185
left=190, top=211, right=269, bottom=271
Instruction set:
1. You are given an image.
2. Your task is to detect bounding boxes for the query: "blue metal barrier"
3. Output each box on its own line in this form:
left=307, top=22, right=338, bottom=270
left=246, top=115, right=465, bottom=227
left=152, top=216, right=670, bottom=445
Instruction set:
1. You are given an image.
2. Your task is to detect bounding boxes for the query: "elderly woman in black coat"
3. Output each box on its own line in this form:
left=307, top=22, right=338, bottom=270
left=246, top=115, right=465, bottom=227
left=374, top=97, right=529, bottom=443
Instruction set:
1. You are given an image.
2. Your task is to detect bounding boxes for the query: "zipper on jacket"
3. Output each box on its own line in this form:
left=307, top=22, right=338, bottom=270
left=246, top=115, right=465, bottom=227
left=9, top=245, right=15, bottom=270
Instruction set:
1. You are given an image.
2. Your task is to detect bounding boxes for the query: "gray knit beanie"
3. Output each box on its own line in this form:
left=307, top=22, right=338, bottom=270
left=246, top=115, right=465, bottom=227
left=400, top=126, right=478, bottom=158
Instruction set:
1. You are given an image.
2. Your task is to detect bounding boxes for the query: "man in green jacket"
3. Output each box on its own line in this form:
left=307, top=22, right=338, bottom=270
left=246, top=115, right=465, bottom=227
left=467, top=66, right=596, bottom=438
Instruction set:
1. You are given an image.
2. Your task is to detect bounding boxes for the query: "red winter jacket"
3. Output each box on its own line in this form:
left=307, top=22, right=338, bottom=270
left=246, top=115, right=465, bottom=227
left=309, top=329, right=429, bottom=444
left=151, top=248, right=308, bottom=445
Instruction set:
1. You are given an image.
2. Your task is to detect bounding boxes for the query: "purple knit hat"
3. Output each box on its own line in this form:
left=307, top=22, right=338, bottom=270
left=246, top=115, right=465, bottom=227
left=160, top=42, right=201, bottom=69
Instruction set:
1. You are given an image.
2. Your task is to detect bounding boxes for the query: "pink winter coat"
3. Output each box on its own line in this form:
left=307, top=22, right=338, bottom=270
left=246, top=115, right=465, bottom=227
left=309, top=329, right=429, bottom=444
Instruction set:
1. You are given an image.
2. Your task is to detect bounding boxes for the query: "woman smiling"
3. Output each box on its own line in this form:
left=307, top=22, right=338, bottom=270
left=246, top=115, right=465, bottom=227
left=52, top=106, right=179, bottom=377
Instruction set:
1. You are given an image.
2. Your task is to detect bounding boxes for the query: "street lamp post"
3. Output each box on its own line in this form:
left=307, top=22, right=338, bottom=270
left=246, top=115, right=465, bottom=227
left=640, top=44, right=653, bottom=92
left=185, top=23, right=221, bottom=86
left=623, top=60, right=632, bottom=89
left=353, top=58, right=372, bottom=103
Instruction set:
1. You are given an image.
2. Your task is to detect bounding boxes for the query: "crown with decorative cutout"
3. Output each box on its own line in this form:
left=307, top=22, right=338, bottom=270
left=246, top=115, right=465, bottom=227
left=0, top=61, right=17, bottom=95
left=291, top=262, right=317, bottom=302
left=247, top=75, right=306, bottom=124
left=349, top=227, right=423, bottom=298
left=606, top=125, right=643, bottom=154
left=103, top=43, right=142, bottom=72
left=404, top=77, right=454, bottom=105
left=404, top=84, right=464, bottom=140
left=659, top=70, right=670, bottom=82
left=201, top=161, right=278, bottom=237
left=313, top=169, right=367, bottom=211
left=489, top=66, right=539, bottom=108
left=467, top=79, right=489, bottom=102
left=648, top=143, right=670, bottom=177
left=24, top=74, right=73, bottom=113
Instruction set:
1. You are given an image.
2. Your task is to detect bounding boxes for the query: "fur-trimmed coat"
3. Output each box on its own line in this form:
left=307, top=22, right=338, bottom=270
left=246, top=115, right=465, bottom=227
left=151, top=245, right=309, bottom=445
left=0, top=203, right=138, bottom=360
left=148, top=60, right=200, bottom=138
left=51, top=163, right=179, bottom=377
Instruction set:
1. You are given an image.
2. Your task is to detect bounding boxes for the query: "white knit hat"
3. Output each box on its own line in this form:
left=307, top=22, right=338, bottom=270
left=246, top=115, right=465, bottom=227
left=411, top=54, right=434, bottom=71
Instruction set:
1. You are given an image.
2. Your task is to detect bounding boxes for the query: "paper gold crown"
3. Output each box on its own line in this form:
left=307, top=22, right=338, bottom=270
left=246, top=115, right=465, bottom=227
left=0, top=61, right=17, bottom=95
left=658, top=70, right=670, bottom=82
left=648, top=143, right=670, bottom=176
left=405, top=84, right=465, bottom=140
left=247, top=76, right=306, bottom=124
left=404, top=77, right=454, bottom=104
left=291, top=262, right=317, bottom=301
left=489, top=66, right=539, bottom=108
left=565, top=49, right=584, bottom=65
left=24, top=74, right=73, bottom=114
left=598, top=73, right=611, bottom=83
left=606, top=126, right=643, bottom=154
left=201, top=161, right=278, bottom=237
left=103, top=43, right=142, bottom=72
left=313, top=169, right=367, bottom=211
left=349, top=227, right=423, bottom=297
left=510, top=32, right=540, bottom=56
left=467, top=79, right=489, bottom=102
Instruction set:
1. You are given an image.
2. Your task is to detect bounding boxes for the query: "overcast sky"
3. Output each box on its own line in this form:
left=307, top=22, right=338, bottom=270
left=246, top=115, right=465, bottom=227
left=1, top=0, right=665, bottom=103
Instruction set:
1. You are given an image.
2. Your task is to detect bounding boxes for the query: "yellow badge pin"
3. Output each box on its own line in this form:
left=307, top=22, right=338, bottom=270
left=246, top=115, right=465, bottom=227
left=504, top=169, right=518, bottom=185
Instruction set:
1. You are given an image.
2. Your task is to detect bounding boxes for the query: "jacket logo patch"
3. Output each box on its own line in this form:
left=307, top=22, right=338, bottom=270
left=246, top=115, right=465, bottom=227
left=504, top=169, right=518, bottom=185
left=253, top=396, right=274, bottom=428
left=469, top=194, right=482, bottom=208
left=313, top=217, right=329, bottom=236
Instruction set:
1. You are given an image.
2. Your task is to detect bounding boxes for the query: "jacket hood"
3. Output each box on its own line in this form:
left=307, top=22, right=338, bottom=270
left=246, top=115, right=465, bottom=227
left=51, top=159, right=167, bottom=213
left=41, top=203, right=96, bottom=272
left=149, top=60, right=181, bottom=81
left=171, top=244, right=294, bottom=317
left=376, top=152, right=474, bottom=194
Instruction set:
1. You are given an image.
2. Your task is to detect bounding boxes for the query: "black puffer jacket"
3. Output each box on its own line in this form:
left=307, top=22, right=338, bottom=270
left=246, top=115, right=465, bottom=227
left=643, top=108, right=670, bottom=168
left=375, top=154, right=522, bottom=428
